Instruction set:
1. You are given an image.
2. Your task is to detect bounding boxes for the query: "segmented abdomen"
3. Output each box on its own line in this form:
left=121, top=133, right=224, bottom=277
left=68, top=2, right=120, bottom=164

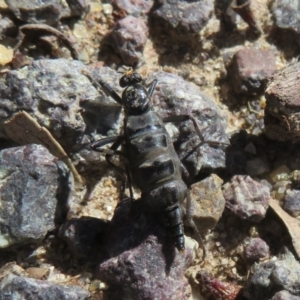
left=125, top=110, right=187, bottom=251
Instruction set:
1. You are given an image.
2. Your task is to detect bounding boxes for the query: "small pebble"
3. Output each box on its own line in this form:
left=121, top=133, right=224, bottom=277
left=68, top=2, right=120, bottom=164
left=222, top=175, right=270, bottom=222
left=229, top=48, right=277, bottom=95
left=244, top=237, right=270, bottom=263
left=0, top=44, right=13, bottom=65
left=283, top=189, right=300, bottom=217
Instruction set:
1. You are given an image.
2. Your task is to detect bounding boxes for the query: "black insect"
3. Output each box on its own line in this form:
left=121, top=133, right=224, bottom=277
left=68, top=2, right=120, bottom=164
left=84, top=69, right=215, bottom=256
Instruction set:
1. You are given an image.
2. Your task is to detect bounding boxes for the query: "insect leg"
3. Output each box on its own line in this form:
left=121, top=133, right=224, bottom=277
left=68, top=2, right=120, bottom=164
left=185, top=190, right=207, bottom=260
left=92, top=135, right=130, bottom=198
left=163, top=114, right=229, bottom=147
left=82, top=70, right=122, bottom=105
left=147, top=79, right=158, bottom=97
left=92, top=136, right=122, bottom=150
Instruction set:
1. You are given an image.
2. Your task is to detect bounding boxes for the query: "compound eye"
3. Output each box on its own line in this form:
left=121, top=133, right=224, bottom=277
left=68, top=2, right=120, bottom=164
left=119, top=76, right=129, bottom=87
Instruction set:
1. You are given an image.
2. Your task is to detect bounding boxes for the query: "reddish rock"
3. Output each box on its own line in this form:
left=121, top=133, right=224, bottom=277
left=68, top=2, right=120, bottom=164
left=244, top=237, right=270, bottom=263
left=222, top=175, right=270, bottom=222
left=111, top=16, right=148, bottom=65
left=110, top=0, right=154, bottom=16
left=230, top=48, right=277, bottom=95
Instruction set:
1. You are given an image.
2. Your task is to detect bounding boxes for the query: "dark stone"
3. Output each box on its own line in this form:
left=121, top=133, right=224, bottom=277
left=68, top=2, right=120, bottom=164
left=110, top=16, right=148, bottom=65
left=271, top=290, right=300, bottom=300
left=0, top=144, right=71, bottom=248
left=229, top=48, right=277, bottom=95
left=0, top=274, right=90, bottom=299
left=146, top=71, right=229, bottom=177
left=65, top=0, right=90, bottom=16
left=152, top=0, right=214, bottom=33
left=0, top=17, right=16, bottom=39
left=246, top=157, right=270, bottom=177
left=110, top=0, right=154, bottom=16
left=244, top=237, right=270, bottom=263
left=283, top=189, right=300, bottom=217
left=58, top=216, right=108, bottom=258
left=98, top=199, right=193, bottom=300
left=244, top=248, right=300, bottom=300
left=222, top=175, right=270, bottom=222
left=4, top=0, right=90, bottom=25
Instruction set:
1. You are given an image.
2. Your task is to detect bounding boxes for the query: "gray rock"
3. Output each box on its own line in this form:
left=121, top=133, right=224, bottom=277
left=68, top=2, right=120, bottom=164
left=98, top=199, right=193, bottom=300
left=271, top=290, right=300, bottom=300
left=244, top=248, right=300, bottom=300
left=5, top=0, right=90, bottom=25
left=0, top=144, right=72, bottom=248
left=0, top=274, right=90, bottom=299
left=110, top=16, right=148, bottom=65
left=222, top=175, right=270, bottom=222
left=147, top=71, right=229, bottom=177
left=229, top=48, right=277, bottom=95
left=244, top=237, right=270, bottom=263
left=58, top=216, right=108, bottom=258
left=272, top=0, right=300, bottom=34
left=187, top=174, right=225, bottom=232
left=110, top=0, right=154, bottom=16
left=0, top=59, right=122, bottom=170
left=153, top=0, right=214, bottom=33
left=283, top=189, right=300, bottom=217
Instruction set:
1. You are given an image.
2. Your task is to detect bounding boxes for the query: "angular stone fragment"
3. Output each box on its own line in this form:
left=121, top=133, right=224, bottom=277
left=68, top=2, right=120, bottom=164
left=152, top=0, right=214, bottom=33
left=283, top=189, right=300, bottom=217
left=0, top=144, right=71, bottom=248
left=0, top=274, right=90, bottom=299
left=244, top=237, right=270, bottom=263
left=265, top=60, right=300, bottom=141
left=244, top=248, right=300, bottom=300
left=272, top=0, right=300, bottom=35
left=188, top=174, right=225, bottom=232
left=98, top=199, right=193, bottom=300
left=0, top=17, right=16, bottom=39
left=58, top=216, right=108, bottom=258
left=229, top=48, right=277, bottom=95
left=111, top=16, right=148, bottom=65
left=222, top=175, right=270, bottom=222
left=110, top=0, right=154, bottom=16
